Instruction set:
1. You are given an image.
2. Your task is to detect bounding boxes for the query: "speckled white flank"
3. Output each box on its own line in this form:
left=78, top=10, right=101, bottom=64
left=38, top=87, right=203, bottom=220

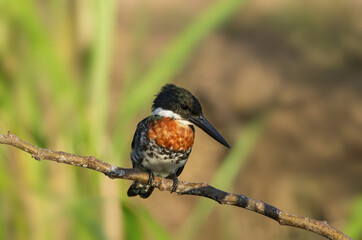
left=140, top=140, right=190, bottom=178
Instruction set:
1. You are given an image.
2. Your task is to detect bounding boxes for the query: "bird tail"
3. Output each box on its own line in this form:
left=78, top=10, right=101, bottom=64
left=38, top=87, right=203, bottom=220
left=127, top=181, right=154, bottom=198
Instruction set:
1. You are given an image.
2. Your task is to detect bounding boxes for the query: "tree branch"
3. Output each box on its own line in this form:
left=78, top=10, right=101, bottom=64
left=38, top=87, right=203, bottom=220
left=0, top=132, right=351, bottom=240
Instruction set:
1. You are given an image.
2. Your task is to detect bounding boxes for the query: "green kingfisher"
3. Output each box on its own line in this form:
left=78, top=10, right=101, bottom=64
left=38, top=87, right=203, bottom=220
left=127, top=84, right=230, bottom=198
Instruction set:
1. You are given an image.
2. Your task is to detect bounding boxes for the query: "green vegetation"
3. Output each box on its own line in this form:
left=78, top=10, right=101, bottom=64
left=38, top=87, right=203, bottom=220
left=1, top=0, right=358, bottom=239
left=344, top=196, right=362, bottom=240
left=0, top=0, right=249, bottom=239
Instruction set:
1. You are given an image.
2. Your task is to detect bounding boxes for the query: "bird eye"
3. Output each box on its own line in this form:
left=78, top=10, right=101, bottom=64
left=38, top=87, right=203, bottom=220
left=180, top=104, right=188, bottom=110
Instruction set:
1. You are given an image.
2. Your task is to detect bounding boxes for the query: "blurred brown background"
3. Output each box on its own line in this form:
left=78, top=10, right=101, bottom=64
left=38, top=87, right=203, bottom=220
left=120, top=0, right=362, bottom=239
left=1, top=0, right=362, bottom=239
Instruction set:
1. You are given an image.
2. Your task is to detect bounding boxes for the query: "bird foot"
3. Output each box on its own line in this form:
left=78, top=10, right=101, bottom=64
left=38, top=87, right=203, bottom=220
left=170, top=178, right=179, bottom=193
left=147, top=171, right=154, bottom=186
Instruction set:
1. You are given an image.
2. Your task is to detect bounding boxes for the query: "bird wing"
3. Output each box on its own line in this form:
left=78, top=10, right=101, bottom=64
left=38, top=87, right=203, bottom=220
left=130, top=115, right=161, bottom=168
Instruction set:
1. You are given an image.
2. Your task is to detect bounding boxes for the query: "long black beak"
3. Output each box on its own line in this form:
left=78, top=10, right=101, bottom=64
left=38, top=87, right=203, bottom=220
left=189, top=114, right=230, bottom=148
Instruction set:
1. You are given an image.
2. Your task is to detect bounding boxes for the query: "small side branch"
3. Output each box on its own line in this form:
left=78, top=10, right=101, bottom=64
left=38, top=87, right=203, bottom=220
left=0, top=132, right=351, bottom=240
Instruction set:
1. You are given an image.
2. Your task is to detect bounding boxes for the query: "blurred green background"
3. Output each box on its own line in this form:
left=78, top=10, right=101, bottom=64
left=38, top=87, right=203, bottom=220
left=0, top=0, right=361, bottom=239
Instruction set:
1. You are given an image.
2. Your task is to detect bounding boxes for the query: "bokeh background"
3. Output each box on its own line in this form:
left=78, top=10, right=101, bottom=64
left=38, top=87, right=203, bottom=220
left=0, top=0, right=362, bottom=239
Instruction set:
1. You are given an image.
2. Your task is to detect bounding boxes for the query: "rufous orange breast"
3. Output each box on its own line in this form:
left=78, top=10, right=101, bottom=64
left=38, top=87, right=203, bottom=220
left=147, top=117, right=194, bottom=151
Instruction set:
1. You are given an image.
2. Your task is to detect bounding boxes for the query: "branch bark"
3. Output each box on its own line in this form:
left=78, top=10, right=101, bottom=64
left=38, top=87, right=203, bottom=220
left=0, top=132, right=351, bottom=240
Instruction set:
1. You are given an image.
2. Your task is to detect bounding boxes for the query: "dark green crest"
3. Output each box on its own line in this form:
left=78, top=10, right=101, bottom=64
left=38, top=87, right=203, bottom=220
left=152, top=84, right=202, bottom=119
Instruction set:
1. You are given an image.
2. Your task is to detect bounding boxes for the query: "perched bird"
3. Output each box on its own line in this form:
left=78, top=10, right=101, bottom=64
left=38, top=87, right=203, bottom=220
left=127, top=84, right=230, bottom=198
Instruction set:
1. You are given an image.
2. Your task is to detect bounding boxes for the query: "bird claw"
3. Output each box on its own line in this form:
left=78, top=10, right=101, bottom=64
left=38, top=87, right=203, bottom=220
left=147, top=171, right=154, bottom=186
left=171, top=178, right=179, bottom=193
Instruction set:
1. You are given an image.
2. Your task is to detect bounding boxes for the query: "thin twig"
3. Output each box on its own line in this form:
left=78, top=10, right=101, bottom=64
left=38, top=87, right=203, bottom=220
left=0, top=132, right=351, bottom=240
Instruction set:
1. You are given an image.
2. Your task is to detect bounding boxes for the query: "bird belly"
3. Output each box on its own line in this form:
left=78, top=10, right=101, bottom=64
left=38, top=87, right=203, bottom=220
left=141, top=140, right=191, bottom=178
